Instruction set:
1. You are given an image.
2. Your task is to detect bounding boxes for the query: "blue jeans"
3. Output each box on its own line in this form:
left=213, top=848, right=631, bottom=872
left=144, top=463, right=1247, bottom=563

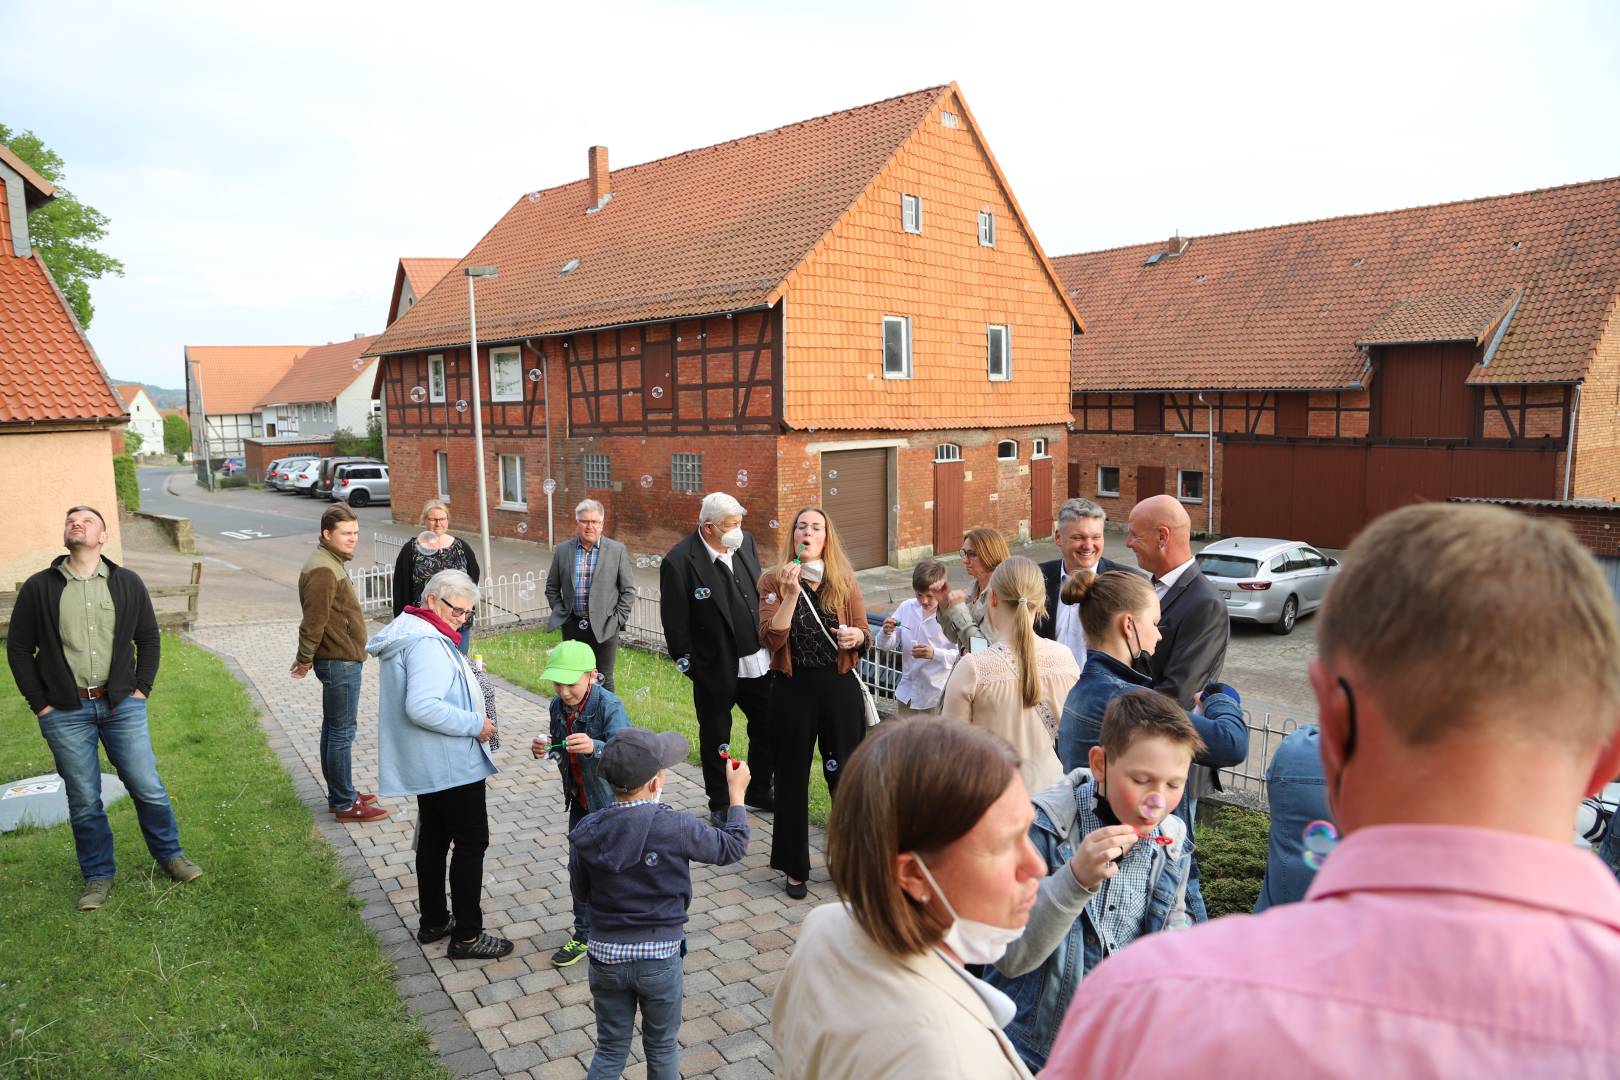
left=1255, top=725, right=1333, bottom=913
left=314, top=659, right=362, bottom=809
left=568, top=801, right=591, bottom=940
left=1599, top=803, right=1620, bottom=883
left=37, top=695, right=184, bottom=881
left=586, top=953, right=683, bottom=1080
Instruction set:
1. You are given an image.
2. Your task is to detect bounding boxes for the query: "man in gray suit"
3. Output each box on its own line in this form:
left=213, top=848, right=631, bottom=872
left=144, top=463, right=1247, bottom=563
left=545, top=500, right=637, bottom=691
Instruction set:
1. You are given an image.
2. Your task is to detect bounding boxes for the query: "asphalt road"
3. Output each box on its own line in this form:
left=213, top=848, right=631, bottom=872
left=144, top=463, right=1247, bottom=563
left=139, top=466, right=397, bottom=542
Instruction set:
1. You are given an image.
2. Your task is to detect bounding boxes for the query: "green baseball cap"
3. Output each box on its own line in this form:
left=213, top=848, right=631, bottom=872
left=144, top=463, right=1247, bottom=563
left=540, top=640, right=597, bottom=683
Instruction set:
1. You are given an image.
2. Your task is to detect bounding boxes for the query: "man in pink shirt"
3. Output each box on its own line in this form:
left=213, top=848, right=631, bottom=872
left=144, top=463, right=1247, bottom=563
left=1044, top=502, right=1620, bottom=1076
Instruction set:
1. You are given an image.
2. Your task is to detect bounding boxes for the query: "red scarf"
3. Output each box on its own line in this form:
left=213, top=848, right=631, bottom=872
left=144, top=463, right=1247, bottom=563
left=404, top=604, right=462, bottom=646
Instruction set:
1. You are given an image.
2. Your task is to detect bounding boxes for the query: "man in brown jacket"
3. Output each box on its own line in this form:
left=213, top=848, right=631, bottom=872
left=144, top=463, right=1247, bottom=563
left=294, top=504, right=386, bottom=822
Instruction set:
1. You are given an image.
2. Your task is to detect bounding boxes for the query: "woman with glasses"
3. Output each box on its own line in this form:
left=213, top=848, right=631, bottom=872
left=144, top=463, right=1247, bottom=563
left=367, top=569, right=511, bottom=960
left=393, top=499, right=482, bottom=654
left=935, top=527, right=1010, bottom=652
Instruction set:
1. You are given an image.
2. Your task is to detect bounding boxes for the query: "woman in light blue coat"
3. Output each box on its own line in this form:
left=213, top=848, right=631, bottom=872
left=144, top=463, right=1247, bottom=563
left=367, top=569, right=509, bottom=960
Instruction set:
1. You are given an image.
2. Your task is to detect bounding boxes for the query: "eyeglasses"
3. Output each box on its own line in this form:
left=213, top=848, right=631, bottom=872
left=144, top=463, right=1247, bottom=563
left=959, top=549, right=978, bottom=560
left=440, top=599, right=473, bottom=620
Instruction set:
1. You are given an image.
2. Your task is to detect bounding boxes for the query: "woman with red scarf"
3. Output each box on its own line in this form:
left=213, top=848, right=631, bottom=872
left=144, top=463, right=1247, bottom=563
left=367, top=569, right=509, bottom=960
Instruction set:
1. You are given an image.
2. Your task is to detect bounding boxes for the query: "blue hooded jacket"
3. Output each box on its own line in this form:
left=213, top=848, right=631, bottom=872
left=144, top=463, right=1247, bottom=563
left=366, top=612, right=495, bottom=798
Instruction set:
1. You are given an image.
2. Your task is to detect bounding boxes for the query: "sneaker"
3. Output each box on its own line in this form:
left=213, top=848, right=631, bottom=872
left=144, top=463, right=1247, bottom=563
left=331, top=793, right=379, bottom=814
left=334, top=802, right=389, bottom=823
left=418, top=917, right=456, bottom=944
left=551, top=937, right=588, bottom=967
left=448, top=932, right=514, bottom=961
left=77, top=878, right=114, bottom=911
left=159, top=857, right=205, bottom=884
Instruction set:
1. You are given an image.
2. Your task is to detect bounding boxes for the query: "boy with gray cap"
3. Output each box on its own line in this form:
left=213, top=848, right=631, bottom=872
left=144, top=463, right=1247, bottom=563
left=569, top=728, right=752, bottom=1080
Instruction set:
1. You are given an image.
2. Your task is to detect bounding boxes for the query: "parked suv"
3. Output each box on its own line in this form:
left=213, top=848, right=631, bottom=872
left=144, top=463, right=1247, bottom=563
left=334, top=462, right=390, bottom=507
left=288, top=459, right=323, bottom=496
left=313, top=456, right=380, bottom=500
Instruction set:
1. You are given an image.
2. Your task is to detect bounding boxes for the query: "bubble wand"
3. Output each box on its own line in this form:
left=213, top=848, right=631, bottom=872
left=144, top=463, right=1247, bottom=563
left=1135, top=793, right=1176, bottom=846
left=717, top=743, right=743, bottom=771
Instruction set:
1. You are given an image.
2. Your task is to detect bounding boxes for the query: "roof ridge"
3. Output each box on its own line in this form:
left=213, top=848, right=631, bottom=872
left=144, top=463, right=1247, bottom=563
left=1056, top=173, right=1620, bottom=260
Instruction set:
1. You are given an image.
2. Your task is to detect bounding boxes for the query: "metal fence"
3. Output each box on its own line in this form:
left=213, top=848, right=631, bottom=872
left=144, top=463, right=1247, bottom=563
left=374, top=533, right=403, bottom=566
left=1214, top=712, right=1301, bottom=808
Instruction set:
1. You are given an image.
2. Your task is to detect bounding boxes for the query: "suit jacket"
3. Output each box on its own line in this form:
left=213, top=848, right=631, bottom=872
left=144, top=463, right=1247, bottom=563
left=659, top=530, right=764, bottom=690
left=1035, top=556, right=1136, bottom=640
left=1150, top=563, right=1229, bottom=711
left=544, top=536, right=636, bottom=641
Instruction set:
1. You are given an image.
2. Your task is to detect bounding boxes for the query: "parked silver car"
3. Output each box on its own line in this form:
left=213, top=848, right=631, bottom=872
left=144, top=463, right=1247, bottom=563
left=270, top=456, right=317, bottom=491
left=334, top=462, right=389, bottom=507
left=1195, top=537, right=1340, bottom=635
left=288, top=459, right=323, bottom=496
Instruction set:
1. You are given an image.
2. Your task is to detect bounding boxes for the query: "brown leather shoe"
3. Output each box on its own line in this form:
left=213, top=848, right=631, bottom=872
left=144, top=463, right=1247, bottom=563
left=332, top=793, right=378, bottom=813
left=334, top=802, right=389, bottom=823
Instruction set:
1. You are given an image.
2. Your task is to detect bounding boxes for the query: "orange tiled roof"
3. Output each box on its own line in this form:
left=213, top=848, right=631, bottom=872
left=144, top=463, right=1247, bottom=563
left=113, top=383, right=151, bottom=408
left=370, top=86, right=958, bottom=355
left=185, top=346, right=307, bottom=415
left=0, top=253, right=125, bottom=426
left=0, top=143, right=56, bottom=203
left=401, top=259, right=457, bottom=302
left=1058, top=176, right=1620, bottom=390
left=257, top=334, right=380, bottom=407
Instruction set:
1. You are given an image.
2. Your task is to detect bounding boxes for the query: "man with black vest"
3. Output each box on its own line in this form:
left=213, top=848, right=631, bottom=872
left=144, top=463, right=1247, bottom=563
left=7, top=505, right=203, bottom=911
left=660, top=492, right=775, bottom=823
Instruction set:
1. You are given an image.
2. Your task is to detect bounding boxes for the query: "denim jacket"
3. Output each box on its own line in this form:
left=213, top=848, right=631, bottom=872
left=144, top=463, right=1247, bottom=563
left=548, top=686, right=631, bottom=812
left=984, top=769, right=1192, bottom=1072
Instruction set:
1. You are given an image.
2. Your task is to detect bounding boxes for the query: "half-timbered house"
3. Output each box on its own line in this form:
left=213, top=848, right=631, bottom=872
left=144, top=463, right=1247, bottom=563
left=367, top=84, right=1082, bottom=567
left=1057, top=177, right=1620, bottom=547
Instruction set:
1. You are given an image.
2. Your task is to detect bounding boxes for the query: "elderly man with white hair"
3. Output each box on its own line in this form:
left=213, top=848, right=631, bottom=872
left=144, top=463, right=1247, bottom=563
left=660, top=492, right=776, bottom=823
left=367, top=569, right=508, bottom=960
left=544, top=499, right=636, bottom=690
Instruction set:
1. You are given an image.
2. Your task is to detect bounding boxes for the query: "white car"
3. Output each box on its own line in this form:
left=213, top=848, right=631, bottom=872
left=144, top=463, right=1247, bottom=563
left=1195, top=537, right=1340, bottom=635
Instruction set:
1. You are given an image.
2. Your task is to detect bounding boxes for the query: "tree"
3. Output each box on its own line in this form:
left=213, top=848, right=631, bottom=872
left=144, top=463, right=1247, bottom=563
left=163, top=412, right=191, bottom=455
left=123, top=430, right=144, bottom=456
left=0, top=124, right=124, bottom=329
left=331, top=415, right=384, bottom=461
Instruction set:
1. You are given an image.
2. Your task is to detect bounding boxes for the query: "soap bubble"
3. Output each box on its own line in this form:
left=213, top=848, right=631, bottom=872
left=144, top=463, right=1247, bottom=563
left=578, top=619, right=589, bottom=630
left=455, top=399, right=469, bottom=413
left=768, top=519, right=779, bottom=529
left=827, top=469, right=839, bottom=480
left=892, top=504, right=900, bottom=513
left=410, top=386, right=427, bottom=403
left=693, top=587, right=712, bottom=600
left=824, top=758, right=838, bottom=774
left=736, top=470, right=748, bottom=488
left=644, top=852, right=659, bottom=866
left=1302, top=820, right=1339, bottom=870
left=636, top=556, right=650, bottom=569
left=675, top=657, right=690, bottom=674
left=635, top=686, right=650, bottom=700
left=765, top=592, right=777, bottom=604
left=718, top=743, right=730, bottom=757
left=829, top=488, right=839, bottom=497
left=516, top=521, right=528, bottom=535
left=528, top=368, right=543, bottom=383
left=640, top=475, right=653, bottom=488
left=543, top=478, right=557, bottom=496
left=518, top=581, right=536, bottom=601
left=526, top=190, right=542, bottom=202
left=592, top=671, right=604, bottom=684
left=651, top=386, right=664, bottom=399
left=352, top=357, right=364, bottom=371
left=1140, top=792, right=1166, bottom=822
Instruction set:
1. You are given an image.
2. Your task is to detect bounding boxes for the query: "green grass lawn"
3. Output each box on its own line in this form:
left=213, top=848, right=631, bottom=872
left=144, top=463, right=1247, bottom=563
left=475, top=629, right=835, bottom=826
left=0, top=634, right=444, bottom=1079
left=1195, top=801, right=1270, bottom=918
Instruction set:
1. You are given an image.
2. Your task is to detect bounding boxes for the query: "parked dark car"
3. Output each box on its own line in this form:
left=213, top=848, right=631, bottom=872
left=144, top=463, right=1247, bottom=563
left=313, top=456, right=381, bottom=500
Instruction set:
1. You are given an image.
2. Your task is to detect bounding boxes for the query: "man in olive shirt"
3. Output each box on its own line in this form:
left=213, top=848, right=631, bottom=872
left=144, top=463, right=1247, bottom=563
left=6, top=506, right=203, bottom=911
left=293, top=503, right=386, bottom=823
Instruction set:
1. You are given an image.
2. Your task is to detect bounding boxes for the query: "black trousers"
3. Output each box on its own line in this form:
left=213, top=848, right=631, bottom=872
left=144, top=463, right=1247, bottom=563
left=562, top=620, right=620, bottom=692
left=692, top=670, right=774, bottom=813
left=416, top=779, right=489, bottom=939
left=769, top=666, right=866, bottom=882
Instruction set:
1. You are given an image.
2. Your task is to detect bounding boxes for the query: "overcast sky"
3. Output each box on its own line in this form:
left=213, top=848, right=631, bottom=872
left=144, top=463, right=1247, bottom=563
left=4, top=0, right=1617, bottom=388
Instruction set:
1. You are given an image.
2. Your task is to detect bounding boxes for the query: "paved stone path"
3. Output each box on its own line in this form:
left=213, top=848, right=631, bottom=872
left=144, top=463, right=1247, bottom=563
left=191, top=619, right=836, bottom=1079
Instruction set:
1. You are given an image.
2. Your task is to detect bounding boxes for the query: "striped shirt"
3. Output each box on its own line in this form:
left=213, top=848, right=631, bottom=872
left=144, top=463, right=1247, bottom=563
left=587, top=799, right=684, bottom=964
left=573, top=541, right=599, bottom=618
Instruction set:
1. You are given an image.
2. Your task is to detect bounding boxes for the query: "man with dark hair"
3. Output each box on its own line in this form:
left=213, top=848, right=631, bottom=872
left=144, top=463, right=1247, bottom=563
left=7, top=506, right=202, bottom=910
left=294, top=502, right=386, bottom=823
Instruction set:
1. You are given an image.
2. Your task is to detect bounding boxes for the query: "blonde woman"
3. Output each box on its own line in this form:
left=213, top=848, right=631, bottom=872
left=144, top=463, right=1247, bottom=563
left=940, top=556, right=1079, bottom=794
left=936, top=527, right=1010, bottom=650
left=759, top=508, right=871, bottom=900
left=393, top=500, right=482, bottom=655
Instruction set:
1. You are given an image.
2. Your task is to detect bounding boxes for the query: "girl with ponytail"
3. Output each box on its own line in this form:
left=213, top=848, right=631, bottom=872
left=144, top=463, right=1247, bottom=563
left=940, top=556, right=1081, bottom=794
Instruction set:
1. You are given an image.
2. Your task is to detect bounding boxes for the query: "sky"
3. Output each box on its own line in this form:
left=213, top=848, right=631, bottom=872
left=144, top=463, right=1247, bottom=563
left=4, top=0, right=1618, bottom=388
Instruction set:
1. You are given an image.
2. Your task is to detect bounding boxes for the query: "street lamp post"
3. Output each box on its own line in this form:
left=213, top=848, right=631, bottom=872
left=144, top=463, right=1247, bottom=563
left=465, top=266, right=498, bottom=582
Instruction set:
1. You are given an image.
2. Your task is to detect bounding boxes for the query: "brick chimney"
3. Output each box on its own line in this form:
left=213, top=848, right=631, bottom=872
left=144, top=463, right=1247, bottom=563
left=588, top=145, right=610, bottom=211
left=1168, top=232, right=1190, bottom=256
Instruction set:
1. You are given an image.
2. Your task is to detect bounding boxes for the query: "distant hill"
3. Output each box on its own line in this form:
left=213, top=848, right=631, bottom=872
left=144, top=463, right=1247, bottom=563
left=111, top=380, right=186, bottom=409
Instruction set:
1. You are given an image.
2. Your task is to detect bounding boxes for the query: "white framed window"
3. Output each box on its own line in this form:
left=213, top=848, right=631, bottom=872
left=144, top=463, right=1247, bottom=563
left=1031, top=437, right=1049, bottom=458
left=1178, top=469, right=1204, bottom=504
left=987, top=325, right=1011, bottom=381
left=978, top=211, right=996, bottom=247
left=1098, top=466, right=1121, bottom=497
left=902, top=194, right=922, bottom=234
left=671, top=452, right=702, bottom=493
left=997, top=439, right=1018, bottom=461
left=882, top=316, right=912, bottom=379
left=490, top=347, right=523, bottom=402
left=934, top=443, right=962, bottom=463
left=436, top=451, right=450, bottom=500
left=427, top=354, right=446, bottom=402
left=941, top=110, right=960, bottom=129
left=498, top=454, right=526, bottom=508
left=584, top=453, right=611, bottom=489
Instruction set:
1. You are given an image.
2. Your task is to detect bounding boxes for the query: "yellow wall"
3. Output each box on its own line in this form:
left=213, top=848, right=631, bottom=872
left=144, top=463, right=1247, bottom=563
left=0, top=430, right=124, bottom=589
left=782, top=89, right=1074, bottom=430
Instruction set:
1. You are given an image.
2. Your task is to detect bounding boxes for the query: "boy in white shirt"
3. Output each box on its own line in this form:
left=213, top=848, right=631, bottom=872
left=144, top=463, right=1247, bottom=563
left=876, top=561, right=960, bottom=720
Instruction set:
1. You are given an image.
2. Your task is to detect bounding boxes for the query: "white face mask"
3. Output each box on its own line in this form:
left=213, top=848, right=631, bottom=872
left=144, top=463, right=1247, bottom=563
left=799, top=559, right=825, bottom=585
left=913, top=856, right=1025, bottom=966
left=717, top=526, right=744, bottom=551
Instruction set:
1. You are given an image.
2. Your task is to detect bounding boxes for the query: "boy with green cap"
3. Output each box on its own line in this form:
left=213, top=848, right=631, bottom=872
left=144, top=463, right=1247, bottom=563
left=529, top=639, right=630, bottom=966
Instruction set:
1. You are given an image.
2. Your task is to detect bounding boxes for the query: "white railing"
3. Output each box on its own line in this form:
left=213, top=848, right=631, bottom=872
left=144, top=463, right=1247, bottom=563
left=374, top=533, right=404, bottom=566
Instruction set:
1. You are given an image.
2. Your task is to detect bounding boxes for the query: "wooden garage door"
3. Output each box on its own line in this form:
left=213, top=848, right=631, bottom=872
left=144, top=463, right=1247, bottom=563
left=822, top=448, right=888, bottom=570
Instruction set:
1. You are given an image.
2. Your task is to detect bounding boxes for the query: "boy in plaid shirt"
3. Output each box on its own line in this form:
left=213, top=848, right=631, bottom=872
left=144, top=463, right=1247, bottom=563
left=569, top=728, right=751, bottom=1079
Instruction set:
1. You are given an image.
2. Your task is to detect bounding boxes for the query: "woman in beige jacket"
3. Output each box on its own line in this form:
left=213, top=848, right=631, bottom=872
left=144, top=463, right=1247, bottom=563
left=940, top=556, right=1080, bottom=795
left=772, top=718, right=1044, bottom=1079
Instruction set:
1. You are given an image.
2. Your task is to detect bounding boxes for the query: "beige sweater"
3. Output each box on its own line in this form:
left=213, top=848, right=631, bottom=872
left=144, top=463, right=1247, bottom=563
left=940, top=638, right=1080, bottom=795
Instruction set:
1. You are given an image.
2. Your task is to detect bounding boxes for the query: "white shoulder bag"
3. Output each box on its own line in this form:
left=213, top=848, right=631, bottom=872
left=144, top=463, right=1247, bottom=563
left=798, top=590, right=881, bottom=728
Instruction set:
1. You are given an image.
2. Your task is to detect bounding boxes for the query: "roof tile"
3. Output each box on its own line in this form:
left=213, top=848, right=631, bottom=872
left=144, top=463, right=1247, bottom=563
left=256, top=335, right=380, bottom=407
left=0, top=253, right=125, bottom=425
left=185, top=346, right=307, bottom=415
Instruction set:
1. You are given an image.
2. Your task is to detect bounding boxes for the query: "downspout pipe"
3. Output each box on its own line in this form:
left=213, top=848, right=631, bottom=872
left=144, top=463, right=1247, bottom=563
left=1563, top=381, right=1582, bottom=501
left=1197, top=391, right=1215, bottom=535
left=524, top=338, right=554, bottom=549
